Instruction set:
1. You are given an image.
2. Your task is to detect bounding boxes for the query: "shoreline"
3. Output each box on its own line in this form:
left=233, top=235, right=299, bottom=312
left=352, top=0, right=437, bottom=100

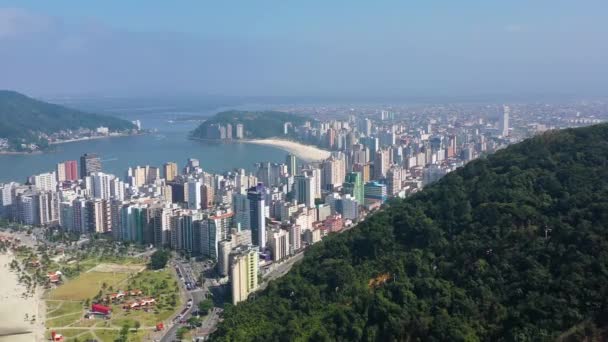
left=0, top=132, right=144, bottom=155
left=0, top=252, right=44, bottom=342
left=240, top=138, right=331, bottom=162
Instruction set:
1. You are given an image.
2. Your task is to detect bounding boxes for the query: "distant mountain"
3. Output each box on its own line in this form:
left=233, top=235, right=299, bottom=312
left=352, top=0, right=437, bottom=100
left=212, top=123, right=608, bottom=341
left=190, top=110, right=311, bottom=140
left=0, top=90, right=135, bottom=151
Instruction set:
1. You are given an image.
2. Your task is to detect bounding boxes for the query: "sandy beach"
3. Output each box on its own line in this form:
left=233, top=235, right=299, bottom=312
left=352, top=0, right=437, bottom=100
left=0, top=252, right=44, bottom=342
left=243, top=139, right=331, bottom=162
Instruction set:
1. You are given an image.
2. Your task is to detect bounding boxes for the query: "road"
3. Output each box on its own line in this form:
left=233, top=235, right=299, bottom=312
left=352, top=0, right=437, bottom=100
left=259, top=251, right=304, bottom=291
left=159, top=260, right=208, bottom=342
left=158, top=251, right=304, bottom=341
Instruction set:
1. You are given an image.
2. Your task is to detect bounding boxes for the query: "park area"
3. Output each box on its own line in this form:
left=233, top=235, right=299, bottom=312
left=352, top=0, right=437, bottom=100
left=44, top=263, right=182, bottom=342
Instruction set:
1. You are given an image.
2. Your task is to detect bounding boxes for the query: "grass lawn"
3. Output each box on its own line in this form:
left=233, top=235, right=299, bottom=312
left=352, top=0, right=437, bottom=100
left=107, top=269, right=182, bottom=328
left=46, top=300, right=84, bottom=318
left=46, top=312, right=83, bottom=327
left=47, top=271, right=131, bottom=301
left=44, top=266, right=181, bottom=342
left=46, top=300, right=62, bottom=312
left=94, top=329, right=120, bottom=342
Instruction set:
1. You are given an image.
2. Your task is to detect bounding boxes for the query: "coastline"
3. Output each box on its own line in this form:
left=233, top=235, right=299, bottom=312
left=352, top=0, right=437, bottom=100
left=0, top=252, right=44, bottom=342
left=0, top=132, right=143, bottom=155
left=240, top=138, right=331, bottom=162
left=48, top=132, right=135, bottom=145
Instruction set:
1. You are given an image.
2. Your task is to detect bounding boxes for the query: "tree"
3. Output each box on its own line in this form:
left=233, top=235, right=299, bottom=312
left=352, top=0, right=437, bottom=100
left=118, top=323, right=130, bottom=342
left=148, top=250, right=170, bottom=270
left=198, top=299, right=213, bottom=315
left=187, top=316, right=202, bottom=328
left=176, top=327, right=189, bottom=340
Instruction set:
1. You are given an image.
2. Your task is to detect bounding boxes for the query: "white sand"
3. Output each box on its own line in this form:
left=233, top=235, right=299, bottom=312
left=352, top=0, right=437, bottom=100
left=243, top=139, right=331, bottom=162
left=0, top=253, right=43, bottom=342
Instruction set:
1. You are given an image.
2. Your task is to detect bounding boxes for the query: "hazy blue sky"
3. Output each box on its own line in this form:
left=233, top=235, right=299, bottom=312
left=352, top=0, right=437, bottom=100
left=0, top=1, right=607, bottom=98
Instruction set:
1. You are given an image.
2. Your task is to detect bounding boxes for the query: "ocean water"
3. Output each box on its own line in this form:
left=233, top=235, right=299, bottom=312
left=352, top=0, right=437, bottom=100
left=0, top=101, right=289, bottom=183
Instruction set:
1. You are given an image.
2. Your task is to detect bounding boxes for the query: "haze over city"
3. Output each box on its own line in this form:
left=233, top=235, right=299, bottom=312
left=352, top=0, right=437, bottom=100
left=1, top=1, right=608, bottom=98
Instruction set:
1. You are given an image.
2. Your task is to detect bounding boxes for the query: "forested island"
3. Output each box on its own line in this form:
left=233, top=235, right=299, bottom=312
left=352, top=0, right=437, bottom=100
left=190, top=110, right=310, bottom=140
left=0, top=90, right=136, bottom=153
left=211, top=123, right=608, bottom=341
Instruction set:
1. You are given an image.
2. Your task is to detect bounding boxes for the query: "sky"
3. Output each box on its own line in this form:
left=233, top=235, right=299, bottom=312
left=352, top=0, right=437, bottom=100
left=0, top=0, right=607, bottom=99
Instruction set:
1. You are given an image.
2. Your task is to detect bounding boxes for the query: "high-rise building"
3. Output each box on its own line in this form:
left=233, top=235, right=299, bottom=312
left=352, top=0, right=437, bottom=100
left=226, top=123, right=233, bottom=140
left=364, top=181, right=387, bottom=205
left=294, top=175, right=315, bottom=208
left=247, top=184, right=266, bottom=249
left=80, top=153, right=102, bottom=178
left=30, top=172, right=57, bottom=192
left=200, top=209, right=233, bottom=260
left=374, top=149, right=391, bottom=179
left=171, top=213, right=194, bottom=254
left=127, top=165, right=160, bottom=187
left=268, top=228, right=290, bottom=262
left=230, top=245, right=259, bottom=305
left=286, top=154, right=297, bottom=176
left=232, top=193, right=250, bottom=230
left=163, top=162, right=179, bottom=181
left=187, top=180, right=202, bottom=210
left=184, top=158, right=200, bottom=174
left=200, top=184, right=214, bottom=209
left=386, top=167, right=403, bottom=196
left=343, top=172, right=364, bottom=203
left=339, top=194, right=359, bottom=220
left=321, top=155, right=345, bottom=191
left=88, top=172, right=114, bottom=200
left=235, top=123, right=244, bottom=139
left=56, top=160, right=78, bottom=182
left=217, top=229, right=252, bottom=276
left=500, top=105, right=510, bottom=137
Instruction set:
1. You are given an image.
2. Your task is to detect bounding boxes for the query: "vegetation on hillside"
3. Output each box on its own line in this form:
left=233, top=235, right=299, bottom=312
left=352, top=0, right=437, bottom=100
left=211, top=123, right=608, bottom=341
left=190, top=110, right=310, bottom=139
left=0, top=90, right=135, bottom=150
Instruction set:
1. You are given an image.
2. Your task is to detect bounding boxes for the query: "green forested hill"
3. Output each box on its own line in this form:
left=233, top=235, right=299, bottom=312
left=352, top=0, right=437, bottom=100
left=0, top=90, right=135, bottom=149
left=212, top=123, right=608, bottom=341
left=190, top=110, right=310, bottom=139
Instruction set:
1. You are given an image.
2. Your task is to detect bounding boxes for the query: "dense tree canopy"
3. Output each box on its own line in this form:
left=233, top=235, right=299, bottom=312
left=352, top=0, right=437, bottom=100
left=0, top=90, right=135, bottom=149
left=212, top=123, right=608, bottom=341
left=191, top=110, right=310, bottom=139
left=148, top=250, right=170, bottom=270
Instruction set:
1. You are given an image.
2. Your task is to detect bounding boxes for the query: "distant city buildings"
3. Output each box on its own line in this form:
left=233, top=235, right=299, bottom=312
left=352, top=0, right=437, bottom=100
left=1, top=101, right=603, bottom=304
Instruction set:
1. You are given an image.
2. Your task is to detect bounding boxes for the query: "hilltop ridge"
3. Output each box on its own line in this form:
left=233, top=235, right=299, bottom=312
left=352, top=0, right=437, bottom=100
left=0, top=90, right=136, bottom=152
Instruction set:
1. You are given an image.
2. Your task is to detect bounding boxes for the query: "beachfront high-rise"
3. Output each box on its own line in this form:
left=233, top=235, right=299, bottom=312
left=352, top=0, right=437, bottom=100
left=235, top=123, right=244, bottom=139
left=163, top=162, right=179, bottom=181
left=56, top=160, right=78, bottom=182
left=80, top=153, right=102, bottom=178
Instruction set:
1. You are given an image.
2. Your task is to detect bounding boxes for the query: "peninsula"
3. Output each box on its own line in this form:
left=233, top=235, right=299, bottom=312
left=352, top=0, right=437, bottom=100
left=0, top=90, right=137, bottom=153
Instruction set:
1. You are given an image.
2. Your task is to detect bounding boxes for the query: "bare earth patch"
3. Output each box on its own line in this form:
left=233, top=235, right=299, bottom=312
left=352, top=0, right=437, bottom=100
left=87, top=263, right=145, bottom=273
